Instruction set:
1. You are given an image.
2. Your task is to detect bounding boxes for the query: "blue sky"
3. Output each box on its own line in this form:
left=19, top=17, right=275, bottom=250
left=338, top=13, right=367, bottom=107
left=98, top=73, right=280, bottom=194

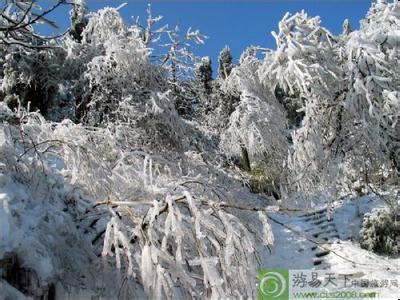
left=43, top=1, right=372, bottom=74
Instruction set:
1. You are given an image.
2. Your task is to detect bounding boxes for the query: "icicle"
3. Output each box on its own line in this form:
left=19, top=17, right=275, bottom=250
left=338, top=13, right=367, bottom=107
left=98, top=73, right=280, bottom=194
left=149, top=158, right=153, bottom=189
left=114, top=224, right=122, bottom=270
left=141, top=244, right=153, bottom=293
left=184, top=191, right=205, bottom=240
left=102, top=221, right=113, bottom=257
left=201, top=257, right=225, bottom=298
left=115, top=2, right=127, bottom=10
left=143, top=155, right=149, bottom=188
left=258, top=211, right=275, bottom=246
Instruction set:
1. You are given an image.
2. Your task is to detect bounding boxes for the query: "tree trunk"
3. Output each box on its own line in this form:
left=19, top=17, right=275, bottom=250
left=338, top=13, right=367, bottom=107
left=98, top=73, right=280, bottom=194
left=240, top=146, right=251, bottom=172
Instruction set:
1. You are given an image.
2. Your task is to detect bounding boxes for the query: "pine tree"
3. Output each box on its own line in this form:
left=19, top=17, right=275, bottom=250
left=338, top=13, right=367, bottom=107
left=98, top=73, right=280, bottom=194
left=196, top=56, right=213, bottom=93
left=342, top=18, right=351, bottom=35
left=70, top=0, right=88, bottom=42
left=218, top=46, right=233, bottom=79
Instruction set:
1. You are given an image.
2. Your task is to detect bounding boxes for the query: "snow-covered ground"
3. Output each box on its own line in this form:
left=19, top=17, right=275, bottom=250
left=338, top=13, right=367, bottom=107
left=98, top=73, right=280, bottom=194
left=264, top=196, right=399, bottom=299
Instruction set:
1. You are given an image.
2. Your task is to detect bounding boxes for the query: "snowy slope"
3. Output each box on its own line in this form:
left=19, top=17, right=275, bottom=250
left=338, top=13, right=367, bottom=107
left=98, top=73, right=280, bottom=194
left=264, top=196, right=399, bottom=299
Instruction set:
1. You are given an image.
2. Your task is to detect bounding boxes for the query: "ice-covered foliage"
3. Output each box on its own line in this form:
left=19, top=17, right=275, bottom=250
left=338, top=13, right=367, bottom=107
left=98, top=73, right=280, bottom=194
left=359, top=207, right=399, bottom=255
left=0, top=118, right=98, bottom=298
left=260, top=11, right=340, bottom=102
left=256, top=6, right=400, bottom=203
left=0, top=106, right=274, bottom=298
left=220, top=48, right=288, bottom=170
left=69, top=0, right=88, bottom=42
left=259, top=11, right=344, bottom=201
left=73, top=7, right=151, bottom=123
left=1, top=45, right=69, bottom=118
left=0, top=1, right=76, bottom=120
left=63, top=7, right=193, bottom=154
left=200, top=4, right=399, bottom=205
left=218, top=46, right=233, bottom=79
left=342, top=1, right=400, bottom=178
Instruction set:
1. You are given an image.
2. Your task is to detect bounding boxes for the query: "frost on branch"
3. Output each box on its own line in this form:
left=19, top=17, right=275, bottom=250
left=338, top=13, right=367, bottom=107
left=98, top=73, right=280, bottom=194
left=100, top=191, right=261, bottom=298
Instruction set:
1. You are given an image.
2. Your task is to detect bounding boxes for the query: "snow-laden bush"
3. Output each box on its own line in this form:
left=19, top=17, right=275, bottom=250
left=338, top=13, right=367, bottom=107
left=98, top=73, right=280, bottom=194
left=0, top=117, right=98, bottom=298
left=359, top=208, right=399, bottom=255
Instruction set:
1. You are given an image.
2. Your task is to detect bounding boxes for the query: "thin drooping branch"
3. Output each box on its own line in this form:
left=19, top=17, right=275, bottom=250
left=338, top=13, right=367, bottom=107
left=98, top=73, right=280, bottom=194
left=1, top=0, right=69, bottom=32
left=91, top=195, right=304, bottom=214
left=0, top=0, right=72, bottom=47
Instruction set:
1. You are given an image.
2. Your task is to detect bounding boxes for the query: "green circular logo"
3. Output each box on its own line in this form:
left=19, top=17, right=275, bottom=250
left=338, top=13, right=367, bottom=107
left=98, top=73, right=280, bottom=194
left=259, top=271, right=287, bottom=298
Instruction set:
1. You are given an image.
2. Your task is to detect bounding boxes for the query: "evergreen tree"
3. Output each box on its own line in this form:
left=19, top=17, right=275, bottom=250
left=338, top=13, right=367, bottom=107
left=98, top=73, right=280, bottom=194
left=342, top=18, right=351, bottom=35
left=218, top=46, right=233, bottom=79
left=196, top=56, right=213, bottom=93
left=70, top=0, right=88, bottom=42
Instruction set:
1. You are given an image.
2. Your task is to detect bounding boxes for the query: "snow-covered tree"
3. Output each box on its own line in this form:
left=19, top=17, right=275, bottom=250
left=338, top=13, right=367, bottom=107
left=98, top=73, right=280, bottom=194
left=342, top=18, right=352, bottom=36
left=158, top=26, right=206, bottom=117
left=69, top=0, right=88, bottom=42
left=0, top=40, right=70, bottom=119
left=259, top=11, right=344, bottom=201
left=342, top=0, right=400, bottom=180
left=221, top=47, right=288, bottom=173
left=196, top=56, right=213, bottom=93
left=0, top=0, right=74, bottom=119
left=71, top=7, right=150, bottom=124
left=218, top=45, right=233, bottom=79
